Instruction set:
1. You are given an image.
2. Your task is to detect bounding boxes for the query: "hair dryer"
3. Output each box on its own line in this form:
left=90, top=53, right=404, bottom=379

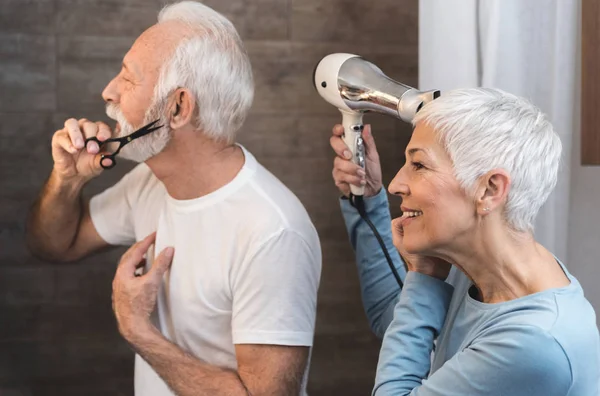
left=313, top=53, right=440, bottom=196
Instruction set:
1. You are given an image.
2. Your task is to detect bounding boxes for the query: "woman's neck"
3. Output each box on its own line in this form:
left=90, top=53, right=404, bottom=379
left=441, top=226, right=570, bottom=304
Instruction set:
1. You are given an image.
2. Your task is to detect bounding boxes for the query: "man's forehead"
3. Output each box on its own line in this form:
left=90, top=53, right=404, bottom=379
left=125, top=21, right=194, bottom=72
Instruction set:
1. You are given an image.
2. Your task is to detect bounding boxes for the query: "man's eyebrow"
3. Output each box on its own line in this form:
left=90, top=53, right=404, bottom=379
left=122, top=62, right=137, bottom=76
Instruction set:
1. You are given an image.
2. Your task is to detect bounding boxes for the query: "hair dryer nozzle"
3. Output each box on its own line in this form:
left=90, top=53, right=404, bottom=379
left=398, top=89, right=441, bottom=123
left=312, top=53, right=441, bottom=123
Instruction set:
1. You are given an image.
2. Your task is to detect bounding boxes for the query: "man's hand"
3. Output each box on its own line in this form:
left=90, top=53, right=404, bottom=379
left=51, top=118, right=113, bottom=184
left=391, top=218, right=451, bottom=280
left=330, top=124, right=383, bottom=197
left=112, top=232, right=174, bottom=343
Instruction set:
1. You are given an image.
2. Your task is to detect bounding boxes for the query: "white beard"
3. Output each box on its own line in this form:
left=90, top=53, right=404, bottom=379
left=105, top=100, right=171, bottom=163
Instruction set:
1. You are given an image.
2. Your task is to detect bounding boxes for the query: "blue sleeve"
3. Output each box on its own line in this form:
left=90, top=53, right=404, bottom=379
left=373, top=274, right=573, bottom=395
left=340, top=188, right=407, bottom=338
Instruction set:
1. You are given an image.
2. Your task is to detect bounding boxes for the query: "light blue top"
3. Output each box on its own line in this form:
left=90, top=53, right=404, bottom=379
left=340, top=188, right=600, bottom=396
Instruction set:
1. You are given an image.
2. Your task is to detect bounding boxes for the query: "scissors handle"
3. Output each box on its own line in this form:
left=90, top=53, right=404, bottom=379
left=84, top=136, right=102, bottom=149
left=82, top=119, right=162, bottom=170
left=84, top=137, right=117, bottom=169
left=99, top=153, right=117, bottom=169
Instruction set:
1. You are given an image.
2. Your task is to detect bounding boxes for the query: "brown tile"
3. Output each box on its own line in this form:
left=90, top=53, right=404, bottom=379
left=202, top=0, right=289, bottom=40
left=291, top=0, right=418, bottom=45
left=58, top=35, right=135, bottom=61
left=0, top=34, right=56, bottom=111
left=55, top=0, right=160, bottom=37
left=308, top=332, right=380, bottom=394
left=57, top=59, right=120, bottom=112
left=247, top=41, right=418, bottom=116
left=0, top=0, right=55, bottom=34
left=0, top=336, right=132, bottom=382
left=0, top=267, right=55, bottom=305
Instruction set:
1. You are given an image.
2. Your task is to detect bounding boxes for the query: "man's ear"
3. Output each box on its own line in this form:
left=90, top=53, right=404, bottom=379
left=169, top=88, right=195, bottom=129
left=474, top=168, right=511, bottom=215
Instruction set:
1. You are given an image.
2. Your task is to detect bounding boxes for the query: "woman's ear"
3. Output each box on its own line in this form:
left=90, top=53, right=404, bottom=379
left=169, top=88, right=195, bottom=129
left=476, top=169, right=511, bottom=215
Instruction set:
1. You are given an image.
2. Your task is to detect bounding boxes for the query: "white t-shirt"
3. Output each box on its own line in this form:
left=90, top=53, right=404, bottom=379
left=89, top=146, right=321, bottom=396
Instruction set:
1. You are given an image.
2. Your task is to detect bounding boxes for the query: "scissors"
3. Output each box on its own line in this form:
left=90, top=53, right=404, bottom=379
left=85, top=119, right=163, bottom=169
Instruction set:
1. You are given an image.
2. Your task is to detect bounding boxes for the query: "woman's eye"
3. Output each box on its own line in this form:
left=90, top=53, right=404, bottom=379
left=412, top=161, right=425, bottom=170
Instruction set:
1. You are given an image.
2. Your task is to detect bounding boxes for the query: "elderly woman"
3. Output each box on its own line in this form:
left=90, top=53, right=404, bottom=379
left=330, top=88, right=599, bottom=395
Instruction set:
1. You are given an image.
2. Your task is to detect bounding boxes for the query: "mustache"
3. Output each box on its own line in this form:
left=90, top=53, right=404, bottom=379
left=105, top=104, right=130, bottom=125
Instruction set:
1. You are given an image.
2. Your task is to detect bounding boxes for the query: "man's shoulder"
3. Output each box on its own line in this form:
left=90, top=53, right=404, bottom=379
left=243, top=161, right=313, bottom=227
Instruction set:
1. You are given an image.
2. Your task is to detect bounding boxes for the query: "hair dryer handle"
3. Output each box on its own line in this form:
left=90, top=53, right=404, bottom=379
left=341, top=110, right=365, bottom=196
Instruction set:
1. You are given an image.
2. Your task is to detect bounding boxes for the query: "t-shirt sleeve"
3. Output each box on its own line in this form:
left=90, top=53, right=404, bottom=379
left=89, top=165, right=145, bottom=246
left=231, top=228, right=321, bottom=347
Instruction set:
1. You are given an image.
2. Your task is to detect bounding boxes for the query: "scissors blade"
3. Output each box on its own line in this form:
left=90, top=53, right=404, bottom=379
left=126, top=118, right=163, bottom=141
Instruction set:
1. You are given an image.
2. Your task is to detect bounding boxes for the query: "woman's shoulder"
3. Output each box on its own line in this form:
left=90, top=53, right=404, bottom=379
left=470, top=323, right=573, bottom=389
left=474, top=292, right=599, bottom=390
left=550, top=286, right=600, bottom=382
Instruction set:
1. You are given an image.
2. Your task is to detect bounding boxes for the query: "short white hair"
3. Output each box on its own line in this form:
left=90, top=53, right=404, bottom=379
left=154, top=1, right=254, bottom=143
left=413, top=88, right=562, bottom=232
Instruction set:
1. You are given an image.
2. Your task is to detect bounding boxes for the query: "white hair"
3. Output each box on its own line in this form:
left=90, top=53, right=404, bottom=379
left=413, top=88, right=562, bottom=232
left=154, top=1, right=254, bottom=143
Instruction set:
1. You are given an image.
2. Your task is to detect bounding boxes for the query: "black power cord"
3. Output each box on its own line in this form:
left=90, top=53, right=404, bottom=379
left=349, top=193, right=404, bottom=289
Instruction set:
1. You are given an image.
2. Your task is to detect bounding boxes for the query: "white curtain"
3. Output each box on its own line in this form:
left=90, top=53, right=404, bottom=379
left=419, top=0, right=580, bottom=261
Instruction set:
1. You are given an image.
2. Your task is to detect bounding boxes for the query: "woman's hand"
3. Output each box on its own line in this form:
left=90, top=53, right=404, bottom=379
left=330, top=124, right=383, bottom=197
left=391, top=218, right=452, bottom=280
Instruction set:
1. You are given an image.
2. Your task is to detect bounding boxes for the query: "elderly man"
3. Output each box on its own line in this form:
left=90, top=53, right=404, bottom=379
left=26, top=2, right=321, bottom=395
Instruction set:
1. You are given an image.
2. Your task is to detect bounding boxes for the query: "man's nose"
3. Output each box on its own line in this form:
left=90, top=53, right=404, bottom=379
left=102, top=77, right=119, bottom=104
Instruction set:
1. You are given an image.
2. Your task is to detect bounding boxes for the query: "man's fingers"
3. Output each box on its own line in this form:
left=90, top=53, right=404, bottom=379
left=120, top=233, right=157, bottom=270
left=96, top=121, right=112, bottom=141
left=132, top=233, right=157, bottom=258
left=52, top=131, right=79, bottom=155
left=82, top=121, right=100, bottom=154
left=149, top=247, right=175, bottom=282
left=64, top=118, right=85, bottom=149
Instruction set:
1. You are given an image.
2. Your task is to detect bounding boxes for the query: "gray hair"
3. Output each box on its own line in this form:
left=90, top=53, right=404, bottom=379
left=154, top=1, right=254, bottom=143
left=413, top=88, right=562, bottom=232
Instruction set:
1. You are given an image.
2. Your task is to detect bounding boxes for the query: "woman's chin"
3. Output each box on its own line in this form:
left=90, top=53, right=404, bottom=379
left=402, top=235, right=430, bottom=256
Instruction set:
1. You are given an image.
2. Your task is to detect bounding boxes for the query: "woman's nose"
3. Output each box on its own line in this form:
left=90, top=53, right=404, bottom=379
left=388, top=168, right=410, bottom=196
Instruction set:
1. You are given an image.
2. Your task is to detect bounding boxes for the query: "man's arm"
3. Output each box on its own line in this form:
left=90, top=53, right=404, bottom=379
left=27, top=171, right=108, bottom=262
left=372, top=272, right=572, bottom=396
left=112, top=233, right=313, bottom=396
left=132, top=327, right=308, bottom=396
left=340, top=188, right=406, bottom=338
left=26, top=118, right=113, bottom=262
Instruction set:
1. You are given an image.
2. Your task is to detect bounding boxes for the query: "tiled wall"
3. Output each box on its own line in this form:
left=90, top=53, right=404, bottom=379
left=0, top=1, right=418, bottom=394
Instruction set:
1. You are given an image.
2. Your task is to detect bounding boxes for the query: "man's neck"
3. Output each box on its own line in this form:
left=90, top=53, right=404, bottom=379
left=146, top=131, right=245, bottom=200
